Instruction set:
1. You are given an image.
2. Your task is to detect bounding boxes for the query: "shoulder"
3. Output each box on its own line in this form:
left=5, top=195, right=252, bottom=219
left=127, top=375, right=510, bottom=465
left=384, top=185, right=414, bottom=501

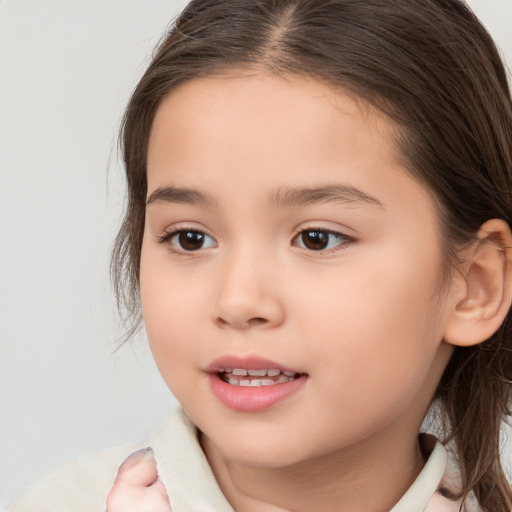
left=6, top=410, right=187, bottom=512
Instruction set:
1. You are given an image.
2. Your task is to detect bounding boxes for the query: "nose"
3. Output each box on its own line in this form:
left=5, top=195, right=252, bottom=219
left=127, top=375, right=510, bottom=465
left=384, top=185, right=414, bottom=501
left=212, top=251, right=285, bottom=330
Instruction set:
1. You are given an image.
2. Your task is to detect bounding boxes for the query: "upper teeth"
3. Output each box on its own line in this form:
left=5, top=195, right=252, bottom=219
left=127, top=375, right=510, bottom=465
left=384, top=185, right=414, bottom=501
left=224, top=368, right=296, bottom=377
left=218, top=368, right=299, bottom=387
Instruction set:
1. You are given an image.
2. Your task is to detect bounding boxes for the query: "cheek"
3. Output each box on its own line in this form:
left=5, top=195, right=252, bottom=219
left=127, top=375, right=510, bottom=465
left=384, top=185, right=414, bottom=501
left=291, top=247, right=446, bottom=409
left=139, top=249, right=205, bottom=380
left=141, top=277, right=208, bottom=408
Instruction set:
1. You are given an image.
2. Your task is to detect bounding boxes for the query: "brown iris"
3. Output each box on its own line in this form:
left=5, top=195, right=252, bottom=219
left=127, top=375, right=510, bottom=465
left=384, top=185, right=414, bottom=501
left=178, top=231, right=206, bottom=251
left=300, top=230, right=330, bottom=250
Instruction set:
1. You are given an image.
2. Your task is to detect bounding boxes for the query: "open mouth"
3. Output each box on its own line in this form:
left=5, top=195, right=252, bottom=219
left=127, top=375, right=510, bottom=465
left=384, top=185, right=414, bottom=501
left=208, top=359, right=307, bottom=411
left=217, top=368, right=301, bottom=387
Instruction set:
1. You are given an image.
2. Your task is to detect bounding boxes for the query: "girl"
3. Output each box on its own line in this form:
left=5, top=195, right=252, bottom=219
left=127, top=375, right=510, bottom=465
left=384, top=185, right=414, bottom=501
left=8, top=0, right=512, bottom=511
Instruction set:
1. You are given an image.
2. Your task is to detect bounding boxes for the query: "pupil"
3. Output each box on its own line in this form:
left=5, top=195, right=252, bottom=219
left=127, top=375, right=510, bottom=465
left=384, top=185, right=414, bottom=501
left=302, top=230, right=328, bottom=250
left=179, top=231, right=204, bottom=250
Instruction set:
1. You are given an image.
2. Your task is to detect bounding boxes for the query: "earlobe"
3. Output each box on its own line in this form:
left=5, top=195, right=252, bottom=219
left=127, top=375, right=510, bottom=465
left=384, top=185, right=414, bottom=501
left=443, top=219, right=512, bottom=347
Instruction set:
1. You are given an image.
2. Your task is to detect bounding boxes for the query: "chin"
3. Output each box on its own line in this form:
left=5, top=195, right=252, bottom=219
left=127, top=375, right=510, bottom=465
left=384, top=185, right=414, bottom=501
left=198, top=423, right=320, bottom=469
left=218, top=443, right=308, bottom=468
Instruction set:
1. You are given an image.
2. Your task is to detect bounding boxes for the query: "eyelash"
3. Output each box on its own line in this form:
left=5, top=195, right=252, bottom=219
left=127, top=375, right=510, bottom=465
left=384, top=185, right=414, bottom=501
left=156, top=227, right=353, bottom=254
left=291, top=227, right=353, bottom=254
left=156, top=228, right=217, bottom=254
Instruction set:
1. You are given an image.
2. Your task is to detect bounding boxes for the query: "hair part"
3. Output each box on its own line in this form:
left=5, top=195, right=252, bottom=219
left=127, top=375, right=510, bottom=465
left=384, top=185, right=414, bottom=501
left=112, top=1, right=512, bottom=508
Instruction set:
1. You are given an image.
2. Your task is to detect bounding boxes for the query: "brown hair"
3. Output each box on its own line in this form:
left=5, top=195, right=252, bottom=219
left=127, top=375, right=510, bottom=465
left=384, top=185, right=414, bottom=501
left=112, top=0, right=512, bottom=509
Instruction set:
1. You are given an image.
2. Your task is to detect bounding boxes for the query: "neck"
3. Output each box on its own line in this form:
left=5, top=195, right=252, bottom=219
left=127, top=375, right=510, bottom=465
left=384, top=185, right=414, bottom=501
left=201, top=426, right=426, bottom=512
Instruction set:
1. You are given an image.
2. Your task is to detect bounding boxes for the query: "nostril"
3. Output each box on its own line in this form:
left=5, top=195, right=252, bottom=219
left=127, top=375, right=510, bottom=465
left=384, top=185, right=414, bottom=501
left=248, top=317, right=268, bottom=326
left=216, top=317, right=229, bottom=327
left=215, top=316, right=269, bottom=329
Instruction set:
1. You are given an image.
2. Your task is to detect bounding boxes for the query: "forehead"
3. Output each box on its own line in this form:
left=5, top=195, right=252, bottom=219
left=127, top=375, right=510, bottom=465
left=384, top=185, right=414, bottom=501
left=146, top=71, right=435, bottom=221
left=149, top=72, right=397, bottom=172
left=149, top=71, right=396, bottom=153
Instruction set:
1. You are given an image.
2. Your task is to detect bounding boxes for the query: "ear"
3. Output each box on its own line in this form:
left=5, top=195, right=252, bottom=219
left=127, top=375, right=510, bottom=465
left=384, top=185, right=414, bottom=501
left=443, top=219, right=512, bottom=347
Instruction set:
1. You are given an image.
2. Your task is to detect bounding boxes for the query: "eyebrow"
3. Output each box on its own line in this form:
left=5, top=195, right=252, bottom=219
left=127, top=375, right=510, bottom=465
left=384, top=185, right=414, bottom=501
left=146, top=183, right=384, bottom=210
left=270, top=184, right=384, bottom=209
left=146, top=186, right=218, bottom=208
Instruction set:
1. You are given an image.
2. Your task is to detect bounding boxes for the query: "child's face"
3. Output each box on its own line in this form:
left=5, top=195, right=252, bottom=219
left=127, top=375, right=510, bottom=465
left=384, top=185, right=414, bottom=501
left=141, top=72, right=456, bottom=467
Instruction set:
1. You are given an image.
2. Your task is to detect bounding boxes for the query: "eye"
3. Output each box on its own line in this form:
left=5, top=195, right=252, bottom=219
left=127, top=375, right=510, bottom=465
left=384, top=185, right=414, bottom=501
left=293, top=229, right=350, bottom=252
left=158, top=229, right=217, bottom=252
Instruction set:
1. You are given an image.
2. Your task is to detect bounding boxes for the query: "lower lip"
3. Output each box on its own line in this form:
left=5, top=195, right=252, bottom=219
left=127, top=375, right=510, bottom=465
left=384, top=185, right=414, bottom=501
left=208, top=373, right=306, bottom=412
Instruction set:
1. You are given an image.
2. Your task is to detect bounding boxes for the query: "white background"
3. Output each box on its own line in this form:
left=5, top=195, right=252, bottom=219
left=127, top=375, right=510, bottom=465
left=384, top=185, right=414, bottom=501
left=1, top=0, right=511, bottom=507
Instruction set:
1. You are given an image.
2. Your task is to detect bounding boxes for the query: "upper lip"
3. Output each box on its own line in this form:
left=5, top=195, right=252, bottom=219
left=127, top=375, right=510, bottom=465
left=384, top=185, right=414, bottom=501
left=206, top=355, right=304, bottom=374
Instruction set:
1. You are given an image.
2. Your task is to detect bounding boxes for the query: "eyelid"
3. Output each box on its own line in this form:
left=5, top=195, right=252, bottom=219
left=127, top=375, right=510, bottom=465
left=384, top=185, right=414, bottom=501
left=291, top=225, right=355, bottom=254
left=155, top=223, right=218, bottom=253
left=153, top=222, right=354, bottom=255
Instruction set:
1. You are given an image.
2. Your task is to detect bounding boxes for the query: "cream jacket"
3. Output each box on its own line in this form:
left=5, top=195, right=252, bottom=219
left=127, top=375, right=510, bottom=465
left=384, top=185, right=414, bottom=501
left=8, top=407, right=479, bottom=512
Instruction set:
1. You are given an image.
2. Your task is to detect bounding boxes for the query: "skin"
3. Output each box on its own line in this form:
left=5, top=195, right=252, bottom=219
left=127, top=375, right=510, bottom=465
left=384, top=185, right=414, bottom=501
left=107, top=72, right=511, bottom=511
left=106, top=448, right=171, bottom=512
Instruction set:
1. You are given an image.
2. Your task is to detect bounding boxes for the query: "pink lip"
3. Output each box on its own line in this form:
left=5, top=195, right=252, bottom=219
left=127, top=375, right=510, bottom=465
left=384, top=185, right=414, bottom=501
left=206, top=355, right=307, bottom=413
